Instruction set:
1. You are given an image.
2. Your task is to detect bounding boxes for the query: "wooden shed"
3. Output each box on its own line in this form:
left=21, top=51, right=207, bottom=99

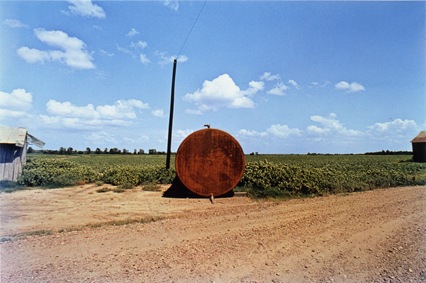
left=411, top=131, right=426, bottom=162
left=0, top=127, right=45, bottom=181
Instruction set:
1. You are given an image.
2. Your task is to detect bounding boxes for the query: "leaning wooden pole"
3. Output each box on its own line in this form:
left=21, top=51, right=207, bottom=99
left=166, top=59, right=177, bottom=169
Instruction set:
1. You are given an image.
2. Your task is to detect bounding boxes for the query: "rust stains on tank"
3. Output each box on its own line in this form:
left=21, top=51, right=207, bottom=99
left=175, top=128, right=245, bottom=197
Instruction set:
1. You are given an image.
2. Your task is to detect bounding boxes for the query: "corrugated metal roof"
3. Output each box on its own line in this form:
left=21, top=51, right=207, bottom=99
left=411, top=131, right=426, bottom=143
left=0, top=126, right=28, bottom=147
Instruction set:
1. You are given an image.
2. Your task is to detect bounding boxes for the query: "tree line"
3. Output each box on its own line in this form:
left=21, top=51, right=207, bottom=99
left=27, top=147, right=167, bottom=155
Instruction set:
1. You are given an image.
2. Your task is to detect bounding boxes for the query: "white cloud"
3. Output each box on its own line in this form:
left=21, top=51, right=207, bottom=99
left=183, top=74, right=259, bottom=113
left=17, top=47, right=50, bottom=64
left=131, top=41, right=148, bottom=49
left=156, top=52, right=188, bottom=66
left=66, top=0, right=106, bottom=19
left=100, top=49, right=114, bottom=57
left=365, top=118, right=419, bottom=149
left=267, top=124, right=301, bottom=138
left=185, top=109, right=203, bottom=115
left=164, top=0, right=179, bottom=11
left=335, top=81, right=365, bottom=93
left=41, top=99, right=150, bottom=129
left=305, top=114, right=363, bottom=142
left=287, top=79, right=300, bottom=89
left=116, top=44, right=133, bottom=56
left=306, top=125, right=330, bottom=135
left=267, top=82, right=289, bottom=96
left=239, top=114, right=419, bottom=153
left=87, top=131, right=118, bottom=144
left=17, top=29, right=95, bottom=70
left=260, top=72, right=281, bottom=81
left=0, top=89, right=32, bottom=111
left=151, top=109, right=165, bottom=117
left=238, top=129, right=267, bottom=137
left=38, top=114, right=133, bottom=130
left=175, top=129, right=194, bottom=140
left=140, top=54, right=150, bottom=65
left=368, top=119, right=417, bottom=133
left=126, top=28, right=139, bottom=37
left=3, top=19, right=28, bottom=28
left=0, top=89, right=33, bottom=121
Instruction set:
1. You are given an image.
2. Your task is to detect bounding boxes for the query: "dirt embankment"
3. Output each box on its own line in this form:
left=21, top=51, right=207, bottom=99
left=1, top=185, right=425, bottom=282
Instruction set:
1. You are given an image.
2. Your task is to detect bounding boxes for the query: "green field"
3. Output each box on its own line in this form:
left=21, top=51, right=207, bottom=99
left=4, top=153, right=426, bottom=198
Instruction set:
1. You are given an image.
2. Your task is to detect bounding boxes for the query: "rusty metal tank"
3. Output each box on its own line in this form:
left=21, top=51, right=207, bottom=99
left=175, top=128, right=245, bottom=197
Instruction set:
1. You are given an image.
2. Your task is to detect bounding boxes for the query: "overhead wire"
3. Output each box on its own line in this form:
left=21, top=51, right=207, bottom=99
left=176, top=0, right=208, bottom=58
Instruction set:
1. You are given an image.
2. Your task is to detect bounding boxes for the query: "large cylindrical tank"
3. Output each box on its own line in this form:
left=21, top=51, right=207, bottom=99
left=175, top=128, right=245, bottom=197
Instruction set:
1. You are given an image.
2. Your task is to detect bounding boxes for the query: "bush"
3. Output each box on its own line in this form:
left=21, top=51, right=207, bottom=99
left=117, top=183, right=134, bottom=190
left=237, top=159, right=424, bottom=199
left=143, top=183, right=161, bottom=191
left=101, top=166, right=175, bottom=186
left=18, top=159, right=99, bottom=187
left=96, top=187, right=112, bottom=193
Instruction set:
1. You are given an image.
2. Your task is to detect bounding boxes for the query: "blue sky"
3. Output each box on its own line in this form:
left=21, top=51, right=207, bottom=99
left=0, top=0, right=425, bottom=154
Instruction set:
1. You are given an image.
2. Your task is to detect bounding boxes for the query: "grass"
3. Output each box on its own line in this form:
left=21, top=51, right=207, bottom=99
left=143, top=183, right=161, bottom=191
left=0, top=181, right=28, bottom=193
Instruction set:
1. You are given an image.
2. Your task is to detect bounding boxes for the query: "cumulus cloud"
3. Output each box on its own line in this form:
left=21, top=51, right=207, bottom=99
left=131, top=40, right=148, bottom=49
left=87, top=131, right=118, bottom=144
left=40, top=99, right=149, bottom=129
left=365, top=118, right=420, bottom=148
left=100, top=49, right=114, bottom=57
left=140, top=54, right=150, bottom=65
left=17, top=28, right=95, bottom=70
left=239, top=114, right=419, bottom=153
left=183, top=74, right=262, bottom=113
left=175, top=129, right=194, bottom=140
left=368, top=119, right=417, bottom=133
left=126, top=28, right=139, bottom=37
left=267, top=124, right=302, bottom=138
left=335, top=81, right=365, bottom=93
left=238, top=129, right=267, bottom=137
left=267, top=82, right=289, bottom=96
left=151, top=109, right=165, bottom=117
left=156, top=51, right=188, bottom=66
left=260, top=72, right=281, bottom=81
left=308, top=113, right=362, bottom=136
left=3, top=19, right=28, bottom=28
left=287, top=79, right=300, bottom=89
left=164, top=0, right=179, bottom=11
left=0, top=89, right=33, bottom=119
left=238, top=124, right=301, bottom=140
left=66, top=0, right=106, bottom=19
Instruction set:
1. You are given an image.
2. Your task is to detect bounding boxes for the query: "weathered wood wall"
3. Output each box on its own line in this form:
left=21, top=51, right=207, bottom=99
left=0, top=143, right=27, bottom=182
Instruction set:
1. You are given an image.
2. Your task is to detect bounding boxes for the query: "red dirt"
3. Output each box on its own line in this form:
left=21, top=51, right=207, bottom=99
left=1, top=185, right=425, bottom=282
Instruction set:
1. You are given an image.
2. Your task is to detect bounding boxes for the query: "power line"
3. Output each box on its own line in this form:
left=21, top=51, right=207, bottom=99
left=177, top=0, right=208, bottom=58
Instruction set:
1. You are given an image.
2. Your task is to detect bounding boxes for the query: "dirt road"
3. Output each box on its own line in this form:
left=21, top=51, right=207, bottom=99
left=1, top=185, right=425, bottom=282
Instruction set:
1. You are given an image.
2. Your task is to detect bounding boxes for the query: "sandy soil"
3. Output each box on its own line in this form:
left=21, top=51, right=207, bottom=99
left=0, top=184, right=425, bottom=282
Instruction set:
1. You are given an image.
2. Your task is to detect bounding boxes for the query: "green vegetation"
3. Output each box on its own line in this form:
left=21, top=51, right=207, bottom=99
left=10, top=154, right=426, bottom=200
left=0, top=181, right=28, bottom=193
left=240, top=156, right=426, bottom=199
left=17, top=154, right=176, bottom=188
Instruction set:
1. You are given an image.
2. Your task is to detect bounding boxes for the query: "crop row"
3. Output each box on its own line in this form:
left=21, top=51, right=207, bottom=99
left=15, top=154, right=426, bottom=198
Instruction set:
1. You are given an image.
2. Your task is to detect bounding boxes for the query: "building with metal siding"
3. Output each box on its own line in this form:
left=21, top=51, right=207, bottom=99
left=411, top=131, right=426, bottom=163
left=0, top=127, right=44, bottom=181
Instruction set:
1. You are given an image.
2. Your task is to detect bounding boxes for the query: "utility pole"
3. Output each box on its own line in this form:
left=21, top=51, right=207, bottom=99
left=166, top=59, right=177, bottom=169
